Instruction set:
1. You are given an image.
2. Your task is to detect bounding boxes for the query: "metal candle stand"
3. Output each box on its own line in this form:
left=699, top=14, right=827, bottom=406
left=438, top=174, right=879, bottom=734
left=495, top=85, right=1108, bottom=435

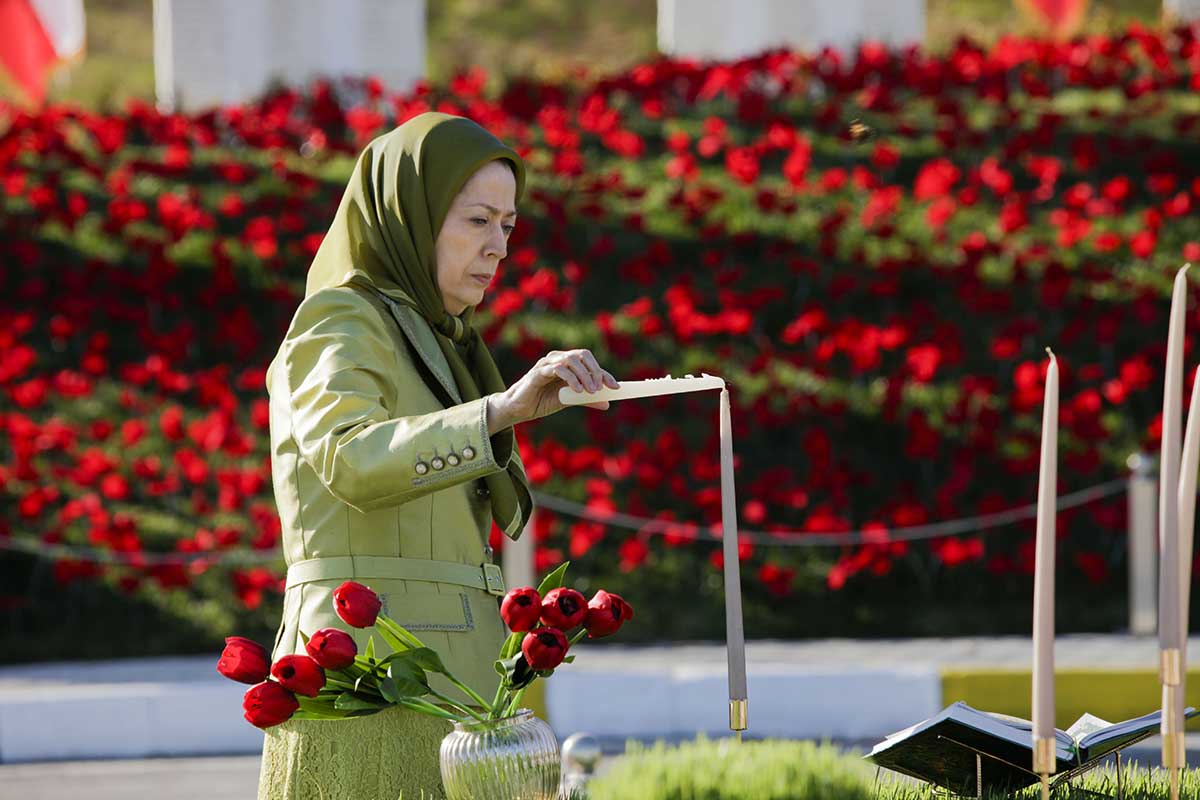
left=873, top=732, right=1162, bottom=800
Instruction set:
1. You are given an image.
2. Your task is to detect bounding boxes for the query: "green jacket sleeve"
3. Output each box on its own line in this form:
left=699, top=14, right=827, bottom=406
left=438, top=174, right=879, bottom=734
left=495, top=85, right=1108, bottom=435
left=282, top=286, right=515, bottom=513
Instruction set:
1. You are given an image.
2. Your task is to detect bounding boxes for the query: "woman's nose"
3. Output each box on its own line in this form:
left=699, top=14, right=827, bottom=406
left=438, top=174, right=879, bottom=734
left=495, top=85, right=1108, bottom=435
left=485, top=223, right=507, bottom=259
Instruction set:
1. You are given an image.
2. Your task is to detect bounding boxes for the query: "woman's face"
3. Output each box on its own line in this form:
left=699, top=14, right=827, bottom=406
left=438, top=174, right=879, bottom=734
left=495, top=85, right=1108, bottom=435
left=435, top=160, right=517, bottom=316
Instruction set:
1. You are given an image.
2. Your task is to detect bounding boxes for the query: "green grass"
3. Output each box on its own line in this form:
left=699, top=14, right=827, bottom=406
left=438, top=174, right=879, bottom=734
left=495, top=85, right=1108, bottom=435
left=586, top=736, right=1200, bottom=800
left=2, top=0, right=1168, bottom=111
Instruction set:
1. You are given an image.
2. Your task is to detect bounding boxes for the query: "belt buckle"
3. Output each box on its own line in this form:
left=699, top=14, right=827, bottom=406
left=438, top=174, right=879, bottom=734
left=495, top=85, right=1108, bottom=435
left=482, top=563, right=505, bottom=597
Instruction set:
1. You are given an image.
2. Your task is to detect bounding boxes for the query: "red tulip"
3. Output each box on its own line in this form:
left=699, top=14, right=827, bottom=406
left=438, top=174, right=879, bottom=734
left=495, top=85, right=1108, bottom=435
left=216, top=636, right=270, bottom=684
left=584, top=590, right=635, bottom=638
left=305, top=628, right=357, bottom=670
left=270, top=654, right=326, bottom=697
left=500, top=587, right=542, bottom=632
left=521, top=627, right=569, bottom=670
left=243, top=681, right=300, bottom=729
left=333, top=581, right=381, bottom=628
left=540, top=587, right=587, bottom=630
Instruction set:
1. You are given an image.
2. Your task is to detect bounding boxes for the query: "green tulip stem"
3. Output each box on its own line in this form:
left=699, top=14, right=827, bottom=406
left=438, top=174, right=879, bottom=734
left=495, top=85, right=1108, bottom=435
left=444, top=675, right=493, bottom=711
left=398, top=698, right=461, bottom=722
left=568, top=629, right=588, bottom=646
left=489, top=683, right=508, bottom=719
left=427, top=689, right=488, bottom=723
left=376, top=615, right=426, bottom=650
left=504, top=686, right=529, bottom=717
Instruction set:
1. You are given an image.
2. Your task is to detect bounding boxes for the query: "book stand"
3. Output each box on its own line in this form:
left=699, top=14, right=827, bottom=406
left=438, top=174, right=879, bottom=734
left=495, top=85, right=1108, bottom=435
left=873, top=731, right=1155, bottom=800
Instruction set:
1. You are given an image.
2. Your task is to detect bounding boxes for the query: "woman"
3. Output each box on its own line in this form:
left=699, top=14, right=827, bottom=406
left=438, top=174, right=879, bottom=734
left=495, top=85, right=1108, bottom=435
left=257, top=111, right=618, bottom=799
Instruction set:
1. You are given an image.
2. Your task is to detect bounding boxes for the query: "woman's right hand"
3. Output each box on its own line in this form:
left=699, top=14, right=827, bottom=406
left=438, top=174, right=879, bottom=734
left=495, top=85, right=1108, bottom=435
left=490, top=349, right=619, bottom=429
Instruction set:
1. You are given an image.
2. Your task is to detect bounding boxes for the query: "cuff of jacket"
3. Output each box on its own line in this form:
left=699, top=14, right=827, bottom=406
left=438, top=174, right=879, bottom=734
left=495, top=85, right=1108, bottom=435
left=407, top=395, right=511, bottom=491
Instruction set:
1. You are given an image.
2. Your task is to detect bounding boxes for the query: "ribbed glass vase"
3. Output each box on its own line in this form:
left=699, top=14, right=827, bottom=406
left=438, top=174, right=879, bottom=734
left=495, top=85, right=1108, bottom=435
left=439, top=708, right=561, bottom=800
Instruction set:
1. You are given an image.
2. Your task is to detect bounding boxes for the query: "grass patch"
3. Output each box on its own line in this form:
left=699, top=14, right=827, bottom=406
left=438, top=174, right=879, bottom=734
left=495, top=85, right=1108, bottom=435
left=586, top=736, right=1200, bottom=800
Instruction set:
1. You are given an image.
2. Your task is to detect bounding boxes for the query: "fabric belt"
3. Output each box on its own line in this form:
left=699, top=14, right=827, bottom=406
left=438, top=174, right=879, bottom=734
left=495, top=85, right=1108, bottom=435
left=286, top=555, right=506, bottom=597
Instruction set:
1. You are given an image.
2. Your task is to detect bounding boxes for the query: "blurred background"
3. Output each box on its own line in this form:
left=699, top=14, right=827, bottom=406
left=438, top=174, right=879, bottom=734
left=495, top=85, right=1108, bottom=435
left=3, top=0, right=1200, bottom=795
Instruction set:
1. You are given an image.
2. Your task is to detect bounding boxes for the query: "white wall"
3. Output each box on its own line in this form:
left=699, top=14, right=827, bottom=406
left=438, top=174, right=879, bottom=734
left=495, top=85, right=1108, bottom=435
left=658, top=0, right=925, bottom=61
left=153, top=0, right=425, bottom=112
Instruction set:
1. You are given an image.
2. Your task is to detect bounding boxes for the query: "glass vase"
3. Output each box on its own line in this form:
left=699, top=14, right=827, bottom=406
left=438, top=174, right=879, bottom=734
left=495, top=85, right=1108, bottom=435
left=439, top=708, right=561, bottom=800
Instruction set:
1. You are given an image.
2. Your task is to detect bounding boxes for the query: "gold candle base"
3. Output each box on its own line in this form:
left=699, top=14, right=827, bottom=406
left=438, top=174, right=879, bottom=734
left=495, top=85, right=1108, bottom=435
left=729, top=699, right=748, bottom=731
left=1031, top=737, right=1057, bottom=775
left=1162, top=730, right=1187, bottom=770
left=1161, top=648, right=1183, bottom=686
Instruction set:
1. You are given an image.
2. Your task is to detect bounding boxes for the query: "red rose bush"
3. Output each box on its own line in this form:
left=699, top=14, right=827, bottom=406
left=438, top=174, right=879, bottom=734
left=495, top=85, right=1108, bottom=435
left=218, top=562, right=632, bottom=727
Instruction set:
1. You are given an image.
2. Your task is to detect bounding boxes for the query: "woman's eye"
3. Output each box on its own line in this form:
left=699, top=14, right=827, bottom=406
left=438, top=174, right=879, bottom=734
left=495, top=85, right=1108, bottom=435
left=502, top=224, right=515, bottom=234
left=471, top=218, right=487, bottom=225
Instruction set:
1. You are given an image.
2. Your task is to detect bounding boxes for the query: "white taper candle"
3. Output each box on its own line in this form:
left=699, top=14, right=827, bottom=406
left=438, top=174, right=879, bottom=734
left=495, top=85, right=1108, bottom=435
left=1032, top=349, right=1059, bottom=745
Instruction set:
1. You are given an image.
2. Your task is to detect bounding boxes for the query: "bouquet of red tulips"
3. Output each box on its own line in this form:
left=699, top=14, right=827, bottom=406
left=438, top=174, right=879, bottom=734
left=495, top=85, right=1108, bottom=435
left=217, top=562, right=633, bottom=728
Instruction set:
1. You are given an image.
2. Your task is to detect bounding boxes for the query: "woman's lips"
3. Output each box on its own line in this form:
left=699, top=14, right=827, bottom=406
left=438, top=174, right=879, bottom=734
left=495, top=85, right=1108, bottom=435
left=470, top=274, right=492, bottom=286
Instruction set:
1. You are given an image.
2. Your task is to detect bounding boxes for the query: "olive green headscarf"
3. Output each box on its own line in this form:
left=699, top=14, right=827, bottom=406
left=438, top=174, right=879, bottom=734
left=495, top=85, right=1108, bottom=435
left=303, top=111, right=532, bottom=537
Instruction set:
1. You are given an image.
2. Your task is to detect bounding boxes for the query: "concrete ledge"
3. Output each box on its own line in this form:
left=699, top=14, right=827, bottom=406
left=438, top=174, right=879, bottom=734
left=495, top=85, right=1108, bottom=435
left=0, top=682, right=262, bottom=763
left=545, top=665, right=941, bottom=740
left=1, top=637, right=1190, bottom=763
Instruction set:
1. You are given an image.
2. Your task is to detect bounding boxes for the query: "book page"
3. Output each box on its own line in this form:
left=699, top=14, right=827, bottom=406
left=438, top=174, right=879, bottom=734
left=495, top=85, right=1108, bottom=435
left=1066, top=713, right=1112, bottom=741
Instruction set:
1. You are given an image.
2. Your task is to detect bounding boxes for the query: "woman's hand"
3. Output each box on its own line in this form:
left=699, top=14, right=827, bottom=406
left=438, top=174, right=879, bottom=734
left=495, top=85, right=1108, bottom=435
left=489, top=349, right=619, bottom=430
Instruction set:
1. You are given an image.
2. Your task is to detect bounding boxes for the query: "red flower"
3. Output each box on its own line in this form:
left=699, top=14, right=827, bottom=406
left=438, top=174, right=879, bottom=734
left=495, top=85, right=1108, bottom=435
left=216, top=636, right=271, bottom=684
left=501, top=587, right=543, bottom=632
left=521, top=627, right=569, bottom=670
left=305, top=628, right=357, bottom=670
left=270, top=654, right=325, bottom=697
left=242, top=681, right=299, bottom=729
left=332, top=581, right=381, bottom=628
left=540, top=587, right=587, bottom=629
left=584, top=590, right=634, bottom=638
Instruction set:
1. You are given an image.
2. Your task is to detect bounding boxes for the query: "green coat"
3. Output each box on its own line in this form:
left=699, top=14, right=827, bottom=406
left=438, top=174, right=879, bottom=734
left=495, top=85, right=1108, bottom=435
left=266, top=281, right=527, bottom=705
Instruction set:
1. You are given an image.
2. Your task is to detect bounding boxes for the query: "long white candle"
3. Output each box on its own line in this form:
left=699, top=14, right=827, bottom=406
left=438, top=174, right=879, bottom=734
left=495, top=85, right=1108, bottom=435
left=1178, top=367, right=1200, bottom=650
left=1161, top=266, right=1187, bottom=656
left=1032, top=349, right=1058, bottom=745
left=1162, top=266, right=1191, bottom=788
left=719, top=387, right=748, bottom=716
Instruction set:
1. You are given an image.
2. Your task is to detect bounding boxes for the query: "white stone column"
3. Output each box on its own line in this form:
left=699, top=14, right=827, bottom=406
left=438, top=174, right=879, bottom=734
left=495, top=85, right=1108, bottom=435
left=502, top=511, right=538, bottom=592
left=658, top=0, right=924, bottom=60
left=1165, top=0, right=1200, bottom=21
left=153, top=0, right=426, bottom=112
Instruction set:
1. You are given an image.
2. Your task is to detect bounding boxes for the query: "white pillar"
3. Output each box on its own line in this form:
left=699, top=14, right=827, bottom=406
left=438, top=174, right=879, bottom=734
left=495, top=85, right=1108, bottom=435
left=503, top=511, right=537, bottom=592
left=153, top=0, right=426, bottom=113
left=658, top=0, right=924, bottom=61
left=1165, top=0, right=1200, bottom=21
left=1128, top=452, right=1158, bottom=636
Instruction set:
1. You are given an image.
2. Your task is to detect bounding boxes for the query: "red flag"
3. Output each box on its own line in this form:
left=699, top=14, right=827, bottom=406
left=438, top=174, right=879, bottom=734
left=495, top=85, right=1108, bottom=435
left=0, top=0, right=85, bottom=107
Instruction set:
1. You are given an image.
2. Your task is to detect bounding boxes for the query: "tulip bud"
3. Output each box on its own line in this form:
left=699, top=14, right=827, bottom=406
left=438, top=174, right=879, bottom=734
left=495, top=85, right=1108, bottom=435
left=270, top=654, right=326, bottom=697
left=500, top=587, right=542, bottom=632
left=333, top=581, right=381, bottom=628
left=540, top=587, right=587, bottom=630
left=584, top=590, right=635, bottom=638
left=305, top=628, right=357, bottom=670
left=243, top=681, right=300, bottom=728
left=521, top=627, right=569, bottom=670
left=216, top=636, right=271, bottom=684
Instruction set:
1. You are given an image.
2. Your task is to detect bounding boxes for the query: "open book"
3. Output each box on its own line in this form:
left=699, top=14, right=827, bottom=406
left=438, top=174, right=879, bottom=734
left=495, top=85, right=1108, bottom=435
left=866, top=701, right=1197, bottom=793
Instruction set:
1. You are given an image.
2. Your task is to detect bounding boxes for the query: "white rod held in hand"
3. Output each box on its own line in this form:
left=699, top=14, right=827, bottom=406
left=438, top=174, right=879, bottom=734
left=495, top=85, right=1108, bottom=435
left=558, top=374, right=724, bottom=405
left=719, top=387, right=748, bottom=729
